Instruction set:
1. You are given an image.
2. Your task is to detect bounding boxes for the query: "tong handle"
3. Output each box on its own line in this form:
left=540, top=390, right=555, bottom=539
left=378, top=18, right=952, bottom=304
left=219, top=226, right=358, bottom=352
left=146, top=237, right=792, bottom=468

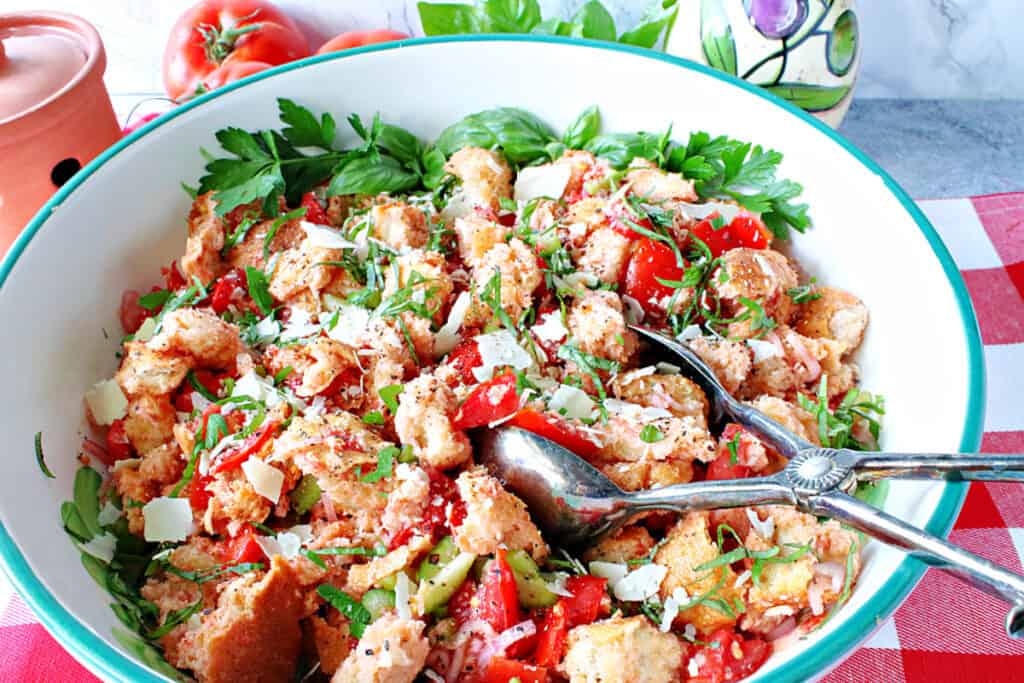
left=850, top=452, right=1024, bottom=483
left=807, top=490, right=1024, bottom=639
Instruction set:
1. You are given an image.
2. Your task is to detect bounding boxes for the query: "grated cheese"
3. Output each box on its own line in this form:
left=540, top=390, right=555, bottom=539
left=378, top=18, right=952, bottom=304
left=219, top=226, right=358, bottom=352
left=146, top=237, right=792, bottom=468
left=531, top=310, right=568, bottom=344
left=746, top=508, right=775, bottom=539
left=513, top=163, right=571, bottom=203
left=548, top=385, right=595, bottom=420
left=434, top=291, right=472, bottom=357
left=142, top=497, right=193, bottom=542
left=611, top=563, right=667, bottom=602
left=279, top=307, right=320, bottom=342
left=80, top=532, right=118, bottom=563
left=242, top=458, right=285, bottom=504
left=472, top=330, right=533, bottom=382
left=251, top=315, right=281, bottom=345
left=84, top=379, right=128, bottom=426
left=302, top=221, right=358, bottom=249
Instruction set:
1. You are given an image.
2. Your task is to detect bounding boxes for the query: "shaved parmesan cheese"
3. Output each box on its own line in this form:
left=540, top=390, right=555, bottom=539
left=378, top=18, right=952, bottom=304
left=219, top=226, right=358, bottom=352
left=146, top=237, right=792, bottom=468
left=242, top=458, right=285, bottom=503
left=434, top=291, right=472, bottom=356
left=84, top=379, right=128, bottom=426
left=676, top=324, right=703, bottom=342
left=603, top=398, right=672, bottom=422
left=588, top=561, right=629, bottom=585
left=143, top=497, right=193, bottom=542
left=734, top=569, right=752, bottom=588
left=112, top=458, right=141, bottom=472
left=612, top=563, right=667, bottom=602
left=746, top=508, right=775, bottom=539
left=514, top=163, right=571, bottom=203
left=747, top=338, right=782, bottom=362
left=133, top=317, right=157, bottom=342
left=255, top=530, right=303, bottom=560
left=621, top=295, right=645, bottom=324
left=232, top=370, right=282, bottom=407
left=548, top=385, right=595, bottom=420
left=441, top=189, right=474, bottom=222
left=326, top=303, right=371, bottom=347
left=395, top=572, right=415, bottom=619
left=472, top=330, right=533, bottom=382
left=531, top=310, right=567, bottom=344
left=753, top=253, right=776, bottom=278
left=97, top=501, right=122, bottom=526
left=250, top=315, right=281, bottom=345
left=676, top=201, right=743, bottom=224
left=280, top=307, right=320, bottom=342
left=545, top=571, right=574, bottom=598
left=80, top=532, right=118, bottom=563
left=554, top=271, right=599, bottom=292
left=655, top=362, right=681, bottom=375
left=620, top=366, right=656, bottom=383
left=302, top=221, right=358, bottom=249
left=660, top=594, right=680, bottom=632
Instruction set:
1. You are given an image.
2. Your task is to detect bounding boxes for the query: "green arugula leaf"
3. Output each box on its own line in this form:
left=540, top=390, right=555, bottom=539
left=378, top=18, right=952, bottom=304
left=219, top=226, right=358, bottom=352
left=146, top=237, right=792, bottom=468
left=244, top=266, right=274, bottom=316
left=74, top=467, right=103, bottom=539
left=147, top=599, right=202, bottom=639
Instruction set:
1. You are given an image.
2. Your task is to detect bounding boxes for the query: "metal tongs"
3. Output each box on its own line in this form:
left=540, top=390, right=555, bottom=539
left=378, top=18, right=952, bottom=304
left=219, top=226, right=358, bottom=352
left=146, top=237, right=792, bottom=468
left=477, top=326, right=1024, bottom=638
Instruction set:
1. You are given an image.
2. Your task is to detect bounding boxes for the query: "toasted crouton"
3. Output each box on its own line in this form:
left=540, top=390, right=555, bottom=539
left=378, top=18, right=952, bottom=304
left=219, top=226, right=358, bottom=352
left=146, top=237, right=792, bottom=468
left=394, top=374, right=471, bottom=470
left=371, top=202, right=429, bottom=251
left=626, top=167, right=698, bottom=203
left=463, top=238, right=542, bottom=329
left=149, top=308, right=244, bottom=370
left=711, top=248, right=798, bottom=338
left=612, top=371, right=709, bottom=427
left=582, top=525, right=655, bottom=564
left=561, top=615, right=682, bottom=683
left=116, top=341, right=190, bottom=398
left=574, top=227, right=632, bottom=284
left=444, top=147, right=513, bottom=212
left=793, top=286, right=869, bottom=355
left=333, top=615, right=429, bottom=683
left=182, top=193, right=228, bottom=284
left=123, top=394, right=177, bottom=454
left=172, top=556, right=306, bottom=683
left=453, top=467, right=548, bottom=562
left=453, top=215, right=505, bottom=269
left=687, top=337, right=752, bottom=395
left=566, top=290, right=637, bottom=366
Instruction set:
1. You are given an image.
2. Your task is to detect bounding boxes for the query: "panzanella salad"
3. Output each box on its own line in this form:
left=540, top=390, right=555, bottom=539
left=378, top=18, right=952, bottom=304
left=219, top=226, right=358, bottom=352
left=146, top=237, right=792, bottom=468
left=60, top=100, right=886, bottom=683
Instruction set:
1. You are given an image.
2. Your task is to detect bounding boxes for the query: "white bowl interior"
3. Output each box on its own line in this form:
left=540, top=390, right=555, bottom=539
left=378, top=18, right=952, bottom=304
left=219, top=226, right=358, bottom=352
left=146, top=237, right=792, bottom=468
left=0, top=39, right=976, bottom=682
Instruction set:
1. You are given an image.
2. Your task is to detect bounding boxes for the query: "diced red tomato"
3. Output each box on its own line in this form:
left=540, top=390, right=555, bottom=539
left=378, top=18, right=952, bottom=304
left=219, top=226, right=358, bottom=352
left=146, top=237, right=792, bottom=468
left=300, top=191, right=330, bottom=226
left=622, top=237, right=686, bottom=316
left=448, top=578, right=479, bottom=624
left=162, top=260, right=187, bottom=291
left=483, top=656, right=548, bottom=683
left=561, top=575, right=609, bottom=627
left=388, top=467, right=464, bottom=549
left=685, top=628, right=771, bottom=683
left=104, top=419, right=134, bottom=465
left=533, top=602, right=568, bottom=667
left=118, top=289, right=152, bottom=334
left=689, top=212, right=771, bottom=258
left=706, top=424, right=755, bottom=481
left=444, top=339, right=484, bottom=386
left=452, top=371, right=519, bottom=431
left=189, top=468, right=215, bottom=512
left=217, top=525, right=267, bottom=565
left=507, top=409, right=602, bottom=460
left=210, top=268, right=249, bottom=314
left=209, top=419, right=280, bottom=474
left=477, top=549, right=522, bottom=633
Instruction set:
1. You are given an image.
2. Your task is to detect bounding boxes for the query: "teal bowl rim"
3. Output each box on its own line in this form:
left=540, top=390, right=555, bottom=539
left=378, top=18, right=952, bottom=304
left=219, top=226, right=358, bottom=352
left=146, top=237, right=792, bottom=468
left=0, top=35, right=984, bottom=683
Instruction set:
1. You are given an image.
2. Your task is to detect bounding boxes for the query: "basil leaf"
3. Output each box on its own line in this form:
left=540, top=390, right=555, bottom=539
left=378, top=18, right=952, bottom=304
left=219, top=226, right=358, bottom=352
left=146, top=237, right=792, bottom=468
left=531, top=17, right=572, bottom=35
left=421, top=146, right=448, bottom=189
left=418, top=2, right=490, bottom=35
left=377, top=125, right=425, bottom=169
left=318, top=585, right=372, bottom=638
left=137, top=290, right=171, bottom=311
left=562, top=105, right=601, bottom=149
left=618, top=0, right=680, bottom=49
left=379, top=384, right=404, bottom=414
left=572, top=0, right=616, bottom=40
left=483, top=0, right=542, bottom=32
left=148, top=599, right=203, bottom=639
left=360, top=446, right=398, bottom=483
left=245, top=266, right=274, bottom=316
left=585, top=130, right=667, bottom=169
left=435, top=107, right=557, bottom=164
left=328, top=155, right=420, bottom=197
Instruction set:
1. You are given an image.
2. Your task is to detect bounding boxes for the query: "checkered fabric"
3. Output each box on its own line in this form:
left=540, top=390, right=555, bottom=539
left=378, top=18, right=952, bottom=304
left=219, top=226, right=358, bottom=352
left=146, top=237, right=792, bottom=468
left=0, top=194, right=1021, bottom=682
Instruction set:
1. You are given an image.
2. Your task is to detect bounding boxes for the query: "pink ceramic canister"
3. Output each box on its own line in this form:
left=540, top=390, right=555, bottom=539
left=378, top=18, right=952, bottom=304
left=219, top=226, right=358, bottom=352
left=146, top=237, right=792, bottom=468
left=0, top=11, right=121, bottom=253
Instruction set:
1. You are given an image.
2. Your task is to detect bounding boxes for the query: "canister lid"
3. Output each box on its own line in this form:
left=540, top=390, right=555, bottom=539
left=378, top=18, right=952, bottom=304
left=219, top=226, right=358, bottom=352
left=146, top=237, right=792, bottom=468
left=0, top=15, right=92, bottom=124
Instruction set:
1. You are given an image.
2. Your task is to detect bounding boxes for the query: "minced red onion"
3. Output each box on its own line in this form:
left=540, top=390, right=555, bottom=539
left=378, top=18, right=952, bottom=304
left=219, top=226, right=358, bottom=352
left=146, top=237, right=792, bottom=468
left=815, top=561, right=846, bottom=593
left=320, top=493, right=337, bottom=523
left=765, top=616, right=798, bottom=641
left=478, top=620, right=537, bottom=668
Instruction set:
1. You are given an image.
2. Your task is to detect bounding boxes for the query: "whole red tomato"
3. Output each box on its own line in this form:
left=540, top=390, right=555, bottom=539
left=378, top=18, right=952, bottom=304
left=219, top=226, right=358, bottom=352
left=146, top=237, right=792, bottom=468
left=201, top=59, right=274, bottom=92
left=316, top=30, right=409, bottom=55
left=163, top=0, right=310, bottom=99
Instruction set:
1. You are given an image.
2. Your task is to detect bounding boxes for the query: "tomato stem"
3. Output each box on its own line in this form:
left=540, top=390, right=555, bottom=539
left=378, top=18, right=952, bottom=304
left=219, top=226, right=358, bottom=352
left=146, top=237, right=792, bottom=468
left=197, top=10, right=263, bottom=65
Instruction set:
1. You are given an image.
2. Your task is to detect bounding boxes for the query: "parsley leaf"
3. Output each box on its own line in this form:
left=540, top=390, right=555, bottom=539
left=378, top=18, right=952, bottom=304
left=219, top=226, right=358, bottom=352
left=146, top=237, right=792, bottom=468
left=279, top=97, right=337, bottom=149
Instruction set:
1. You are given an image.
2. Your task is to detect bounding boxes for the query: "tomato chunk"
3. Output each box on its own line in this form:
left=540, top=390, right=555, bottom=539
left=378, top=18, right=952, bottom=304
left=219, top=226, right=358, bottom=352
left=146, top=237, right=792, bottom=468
left=452, top=372, right=519, bottom=431
left=686, top=628, right=771, bottom=683
left=706, top=424, right=759, bottom=481
left=217, top=525, right=266, bottom=566
left=483, top=656, right=548, bottom=683
left=104, top=419, right=134, bottom=465
left=561, top=575, right=609, bottom=627
left=209, top=419, right=280, bottom=474
left=444, top=339, right=484, bottom=386
left=533, top=602, right=568, bottom=667
left=210, top=268, right=249, bottom=314
left=174, top=369, right=228, bottom=412
left=507, top=409, right=602, bottom=459
left=161, top=260, right=187, bottom=291
left=300, top=191, right=330, bottom=226
left=689, top=212, right=771, bottom=258
left=478, top=549, right=522, bottom=633
left=189, top=467, right=215, bottom=512
left=622, top=237, right=685, bottom=316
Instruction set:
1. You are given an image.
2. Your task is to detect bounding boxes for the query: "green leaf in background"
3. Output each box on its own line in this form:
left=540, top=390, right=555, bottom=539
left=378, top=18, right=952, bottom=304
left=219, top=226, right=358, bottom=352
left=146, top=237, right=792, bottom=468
left=418, top=2, right=490, bottom=35
left=561, top=105, right=601, bottom=149
left=763, top=83, right=852, bottom=112
left=827, top=9, right=859, bottom=77
left=435, top=107, right=557, bottom=164
left=585, top=130, right=668, bottom=169
left=530, top=17, right=572, bottom=36
left=700, top=0, right=738, bottom=76
left=618, top=0, right=680, bottom=49
left=328, top=155, right=421, bottom=196
left=572, top=0, right=617, bottom=41
left=483, top=0, right=542, bottom=32
left=74, top=467, right=103, bottom=539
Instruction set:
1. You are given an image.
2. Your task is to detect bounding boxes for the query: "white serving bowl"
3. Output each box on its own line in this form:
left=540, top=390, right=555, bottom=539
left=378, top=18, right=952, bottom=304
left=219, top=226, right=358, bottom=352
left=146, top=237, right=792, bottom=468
left=0, top=37, right=984, bottom=682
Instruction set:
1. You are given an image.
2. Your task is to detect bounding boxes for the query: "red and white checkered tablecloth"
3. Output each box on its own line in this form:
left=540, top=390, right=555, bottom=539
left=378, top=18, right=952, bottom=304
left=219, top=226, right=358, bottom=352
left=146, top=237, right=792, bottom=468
left=0, top=194, right=1021, bottom=682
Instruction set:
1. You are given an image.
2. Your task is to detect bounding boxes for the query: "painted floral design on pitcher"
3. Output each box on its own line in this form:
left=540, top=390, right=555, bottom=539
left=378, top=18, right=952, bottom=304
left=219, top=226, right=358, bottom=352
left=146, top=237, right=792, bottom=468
left=668, top=0, right=859, bottom=127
